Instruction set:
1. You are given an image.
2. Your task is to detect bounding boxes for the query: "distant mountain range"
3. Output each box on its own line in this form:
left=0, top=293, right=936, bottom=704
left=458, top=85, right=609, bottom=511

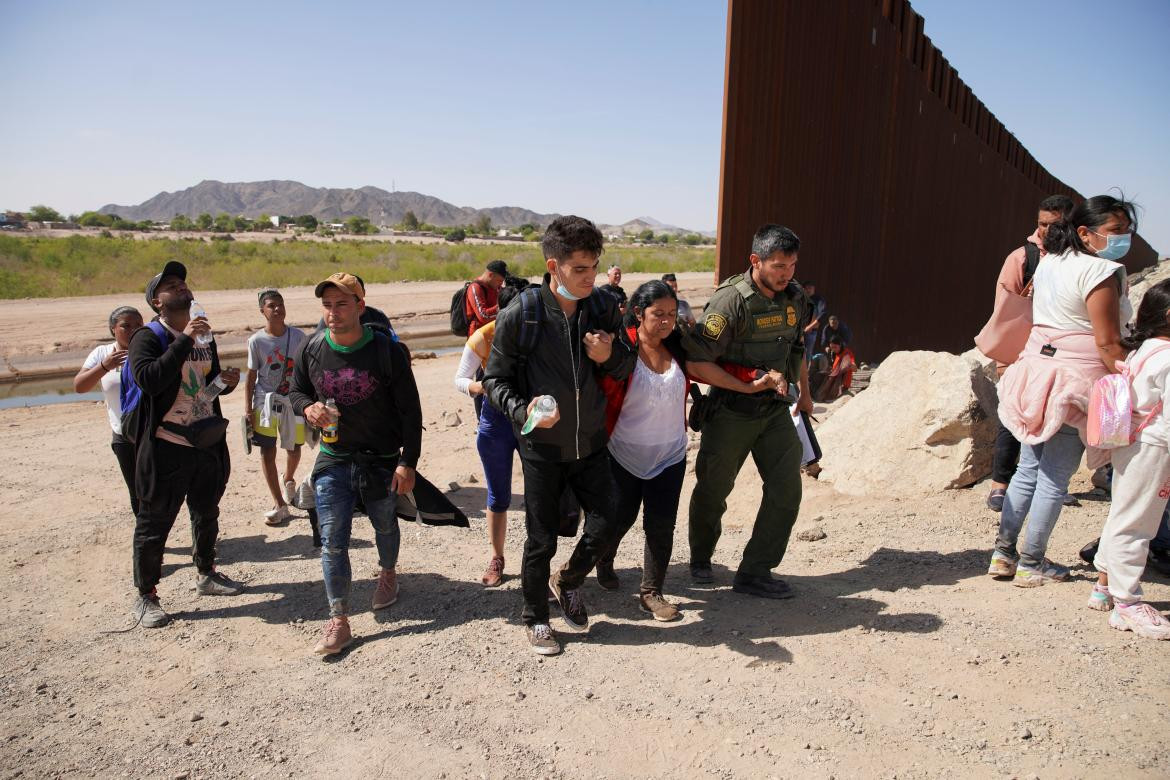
left=98, top=180, right=712, bottom=236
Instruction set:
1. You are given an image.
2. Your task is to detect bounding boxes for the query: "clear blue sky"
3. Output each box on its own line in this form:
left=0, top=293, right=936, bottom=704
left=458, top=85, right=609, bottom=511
left=1, top=1, right=1166, bottom=252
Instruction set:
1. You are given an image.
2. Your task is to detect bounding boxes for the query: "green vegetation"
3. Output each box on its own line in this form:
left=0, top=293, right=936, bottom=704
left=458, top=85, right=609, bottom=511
left=0, top=234, right=714, bottom=299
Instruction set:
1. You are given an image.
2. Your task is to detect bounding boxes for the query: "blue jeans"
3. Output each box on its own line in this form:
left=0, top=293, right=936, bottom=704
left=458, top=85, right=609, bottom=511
left=995, top=425, right=1084, bottom=568
left=314, top=462, right=401, bottom=616
left=1154, top=502, right=1170, bottom=550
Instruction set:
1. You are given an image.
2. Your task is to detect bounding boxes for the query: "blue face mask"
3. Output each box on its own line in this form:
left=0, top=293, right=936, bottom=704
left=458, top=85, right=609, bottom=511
left=1090, top=229, right=1132, bottom=260
left=553, top=269, right=581, bottom=300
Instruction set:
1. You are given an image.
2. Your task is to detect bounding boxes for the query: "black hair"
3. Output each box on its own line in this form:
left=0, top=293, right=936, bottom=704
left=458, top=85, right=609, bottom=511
left=1122, top=278, right=1170, bottom=351
left=1043, top=194, right=1138, bottom=255
left=541, top=216, right=604, bottom=262
left=1038, top=194, right=1074, bottom=216
left=504, top=273, right=531, bottom=291
left=498, top=285, right=521, bottom=311
left=624, top=280, right=677, bottom=328
left=661, top=273, right=677, bottom=282
left=258, top=288, right=282, bottom=306
left=751, top=224, right=800, bottom=259
left=108, top=305, right=141, bottom=335
left=828, top=335, right=844, bottom=346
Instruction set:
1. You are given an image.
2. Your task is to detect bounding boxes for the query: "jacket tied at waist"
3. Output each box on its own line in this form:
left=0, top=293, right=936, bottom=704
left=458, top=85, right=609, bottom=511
left=997, top=325, right=1110, bottom=469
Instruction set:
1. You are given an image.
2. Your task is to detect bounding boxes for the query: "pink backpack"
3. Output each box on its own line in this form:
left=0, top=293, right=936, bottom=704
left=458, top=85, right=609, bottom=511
left=1086, top=343, right=1170, bottom=449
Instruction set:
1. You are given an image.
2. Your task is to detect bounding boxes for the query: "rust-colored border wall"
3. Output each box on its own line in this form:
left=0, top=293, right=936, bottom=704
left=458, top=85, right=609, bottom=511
left=716, top=0, right=1158, bottom=360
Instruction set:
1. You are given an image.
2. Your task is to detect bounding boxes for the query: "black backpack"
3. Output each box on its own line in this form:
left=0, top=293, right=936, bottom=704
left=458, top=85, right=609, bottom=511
left=512, top=286, right=608, bottom=396
left=449, top=282, right=473, bottom=336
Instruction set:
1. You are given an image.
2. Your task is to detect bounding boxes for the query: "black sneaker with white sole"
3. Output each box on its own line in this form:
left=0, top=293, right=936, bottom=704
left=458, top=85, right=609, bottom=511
left=548, top=576, right=589, bottom=632
left=195, top=570, right=244, bottom=596
left=525, top=623, right=562, bottom=655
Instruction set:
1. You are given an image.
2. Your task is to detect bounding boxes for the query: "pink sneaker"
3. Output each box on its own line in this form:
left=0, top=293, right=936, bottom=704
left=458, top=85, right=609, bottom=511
left=1109, top=602, right=1170, bottom=640
left=372, top=568, right=399, bottom=610
left=1086, top=584, right=1113, bottom=611
left=313, top=616, right=352, bottom=656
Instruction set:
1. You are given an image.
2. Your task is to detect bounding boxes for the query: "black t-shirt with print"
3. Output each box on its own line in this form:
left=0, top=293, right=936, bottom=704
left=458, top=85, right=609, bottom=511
left=288, top=325, right=422, bottom=475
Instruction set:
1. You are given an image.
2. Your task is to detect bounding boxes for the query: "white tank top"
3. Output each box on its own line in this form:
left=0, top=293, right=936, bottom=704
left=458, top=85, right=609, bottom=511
left=608, top=356, right=688, bottom=479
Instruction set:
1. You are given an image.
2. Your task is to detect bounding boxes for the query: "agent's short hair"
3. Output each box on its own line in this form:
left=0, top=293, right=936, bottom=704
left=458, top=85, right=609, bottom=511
left=751, top=224, right=800, bottom=259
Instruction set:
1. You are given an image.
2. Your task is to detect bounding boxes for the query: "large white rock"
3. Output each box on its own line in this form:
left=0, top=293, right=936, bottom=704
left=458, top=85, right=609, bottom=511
left=1128, top=257, right=1170, bottom=313
left=816, top=350, right=998, bottom=497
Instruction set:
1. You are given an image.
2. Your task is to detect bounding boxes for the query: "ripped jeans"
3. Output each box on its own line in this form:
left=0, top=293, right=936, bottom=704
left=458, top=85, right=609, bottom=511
left=314, top=461, right=401, bottom=616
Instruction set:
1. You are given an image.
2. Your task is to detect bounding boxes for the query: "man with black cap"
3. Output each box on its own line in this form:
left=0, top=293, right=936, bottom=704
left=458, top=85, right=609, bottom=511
left=464, top=260, right=508, bottom=336
left=288, top=271, right=423, bottom=656
left=125, top=260, right=243, bottom=628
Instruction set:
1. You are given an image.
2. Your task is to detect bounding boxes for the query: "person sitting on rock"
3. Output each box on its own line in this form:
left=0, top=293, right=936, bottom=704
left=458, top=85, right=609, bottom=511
left=811, top=336, right=856, bottom=403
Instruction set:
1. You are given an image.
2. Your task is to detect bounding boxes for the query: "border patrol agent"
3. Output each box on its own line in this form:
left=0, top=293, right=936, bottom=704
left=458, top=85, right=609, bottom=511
left=682, top=224, right=813, bottom=599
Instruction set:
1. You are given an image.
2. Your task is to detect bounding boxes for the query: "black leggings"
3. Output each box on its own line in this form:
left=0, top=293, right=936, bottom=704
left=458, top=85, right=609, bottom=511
left=600, top=457, right=686, bottom=594
left=991, top=422, right=1021, bottom=485
left=111, top=434, right=139, bottom=517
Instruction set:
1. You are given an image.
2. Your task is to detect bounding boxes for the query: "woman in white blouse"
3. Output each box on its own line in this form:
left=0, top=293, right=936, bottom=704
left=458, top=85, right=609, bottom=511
left=74, top=306, right=144, bottom=516
left=595, top=281, right=692, bottom=621
left=992, top=195, right=1136, bottom=587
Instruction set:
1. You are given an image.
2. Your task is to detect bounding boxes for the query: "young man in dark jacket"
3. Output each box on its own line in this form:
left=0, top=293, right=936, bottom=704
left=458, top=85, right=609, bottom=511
left=126, top=260, right=243, bottom=628
left=482, top=216, right=636, bottom=655
left=288, top=272, right=423, bottom=656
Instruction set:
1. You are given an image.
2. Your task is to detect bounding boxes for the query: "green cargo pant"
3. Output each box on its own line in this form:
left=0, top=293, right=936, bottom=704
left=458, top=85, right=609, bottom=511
left=688, top=401, right=803, bottom=577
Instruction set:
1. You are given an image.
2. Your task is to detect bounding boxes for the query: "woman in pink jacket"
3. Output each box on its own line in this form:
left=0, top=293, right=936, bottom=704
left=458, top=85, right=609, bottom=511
left=989, top=195, right=1136, bottom=586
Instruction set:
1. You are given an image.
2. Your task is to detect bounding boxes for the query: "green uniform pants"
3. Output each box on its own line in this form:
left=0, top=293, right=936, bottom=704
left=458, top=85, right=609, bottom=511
left=688, top=401, right=803, bottom=577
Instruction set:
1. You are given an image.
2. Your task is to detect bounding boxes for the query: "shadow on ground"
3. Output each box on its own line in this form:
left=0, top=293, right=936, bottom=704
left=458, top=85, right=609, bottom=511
left=158, top=546, right=984, bottom=663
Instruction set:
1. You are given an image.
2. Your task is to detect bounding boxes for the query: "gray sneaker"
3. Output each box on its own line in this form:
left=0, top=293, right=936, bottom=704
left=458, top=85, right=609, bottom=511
left=525, top=623, right=561, bottom=656
left=1013, top=559, right=1071, bottom=588
left=133, top=591, right=171, bottom=628
left=195, top=570, right=244, bottom=596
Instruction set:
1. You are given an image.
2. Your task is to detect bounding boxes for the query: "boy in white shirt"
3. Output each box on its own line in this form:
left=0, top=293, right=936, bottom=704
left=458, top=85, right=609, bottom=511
left=245, top=289, right=307, bottom=525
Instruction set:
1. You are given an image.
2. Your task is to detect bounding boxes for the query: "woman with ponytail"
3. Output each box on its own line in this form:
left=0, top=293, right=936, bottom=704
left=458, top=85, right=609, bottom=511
left=1086, top=280, right=1170, bottom=639
left=989, top=195, right=1137, bottom=587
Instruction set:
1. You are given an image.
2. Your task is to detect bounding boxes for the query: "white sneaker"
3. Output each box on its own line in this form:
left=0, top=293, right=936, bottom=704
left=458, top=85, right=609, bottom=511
left=295, top=479, right=315, bottom=510
left=282, top=480, right=297, bottom=505
left=264, top=505, right=292, bottom=526
left=1110, top=602, right=1170, bottom=640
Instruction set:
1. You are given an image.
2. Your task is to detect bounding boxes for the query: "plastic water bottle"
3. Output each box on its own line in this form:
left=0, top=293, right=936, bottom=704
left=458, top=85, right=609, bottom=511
left=189, top=301, right=214, bottom=347
left=196, top=374, right=228, bottom=405
left=321, top=398, right=340, bottom=444
left=521, top=395, right=557, bottom=435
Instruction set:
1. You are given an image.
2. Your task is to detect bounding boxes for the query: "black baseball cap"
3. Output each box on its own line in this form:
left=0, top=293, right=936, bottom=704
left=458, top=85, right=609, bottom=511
left=145, top=260, right=187, bottom=312
left=486, top=260, right=508, bottom=275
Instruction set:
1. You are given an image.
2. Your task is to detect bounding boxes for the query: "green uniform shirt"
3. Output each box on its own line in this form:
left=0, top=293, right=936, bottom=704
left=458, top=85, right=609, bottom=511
left=682, top=272, right=810, bottom=384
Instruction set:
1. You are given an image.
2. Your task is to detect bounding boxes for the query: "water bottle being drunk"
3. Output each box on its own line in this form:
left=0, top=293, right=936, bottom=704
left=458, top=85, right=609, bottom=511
left=189, top=300, right=214, bottom=347
left=521, top=395, right=557, bottom=435
left=321, top=398, right=340, bottom=444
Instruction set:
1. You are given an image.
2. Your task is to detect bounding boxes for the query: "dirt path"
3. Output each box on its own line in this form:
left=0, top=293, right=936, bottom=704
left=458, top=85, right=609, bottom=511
left=0, top=345, right=1166, bottom=779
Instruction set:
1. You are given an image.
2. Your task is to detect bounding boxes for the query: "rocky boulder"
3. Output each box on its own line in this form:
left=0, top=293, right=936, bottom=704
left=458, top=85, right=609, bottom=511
left=815, top=350, right=998, bottom=497
left=1128, top=257, right=1170, bottom=312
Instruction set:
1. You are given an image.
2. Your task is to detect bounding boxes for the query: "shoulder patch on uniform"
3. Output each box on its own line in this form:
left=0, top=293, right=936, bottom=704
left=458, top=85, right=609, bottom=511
left=703, top=312, right=728, bottom=340
left=786, top=305, right=797, bottom=326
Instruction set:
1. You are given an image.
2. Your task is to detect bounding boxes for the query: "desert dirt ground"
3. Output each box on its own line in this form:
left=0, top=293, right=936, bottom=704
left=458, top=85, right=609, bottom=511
left=0, top=283, right=1168, bottom=779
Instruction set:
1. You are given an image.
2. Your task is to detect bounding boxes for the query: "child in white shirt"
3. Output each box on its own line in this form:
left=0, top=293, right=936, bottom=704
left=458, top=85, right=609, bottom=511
left=1090, top=279, right=1170, bottom=640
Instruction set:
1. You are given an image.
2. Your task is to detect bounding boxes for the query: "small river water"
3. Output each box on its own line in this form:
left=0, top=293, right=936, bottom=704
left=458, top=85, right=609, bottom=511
left=0, top=340, right=465, bottom=409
